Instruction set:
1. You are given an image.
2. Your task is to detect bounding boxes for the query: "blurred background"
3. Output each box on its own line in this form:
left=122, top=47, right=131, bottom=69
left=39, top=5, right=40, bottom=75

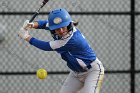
left=0, top=0, right=139, bottom=93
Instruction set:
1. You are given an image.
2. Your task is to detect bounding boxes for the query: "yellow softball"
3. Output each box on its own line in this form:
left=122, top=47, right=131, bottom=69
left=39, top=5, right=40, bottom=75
left=36, top=68, right=48, bottom=80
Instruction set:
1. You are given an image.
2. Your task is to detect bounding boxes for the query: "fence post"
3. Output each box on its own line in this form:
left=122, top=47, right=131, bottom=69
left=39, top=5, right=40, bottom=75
left=130, top=0, right=135, bottom=93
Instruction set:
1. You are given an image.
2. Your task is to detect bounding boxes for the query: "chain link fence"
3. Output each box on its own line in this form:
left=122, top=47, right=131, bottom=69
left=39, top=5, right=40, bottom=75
left=136, top=0, right=140, bottom=11
left=0, top=0, right=130, bottom=12
left=0, top=0, right=139, bottom=93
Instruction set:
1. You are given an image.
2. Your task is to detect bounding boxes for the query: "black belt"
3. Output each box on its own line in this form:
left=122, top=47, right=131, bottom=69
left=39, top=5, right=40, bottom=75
left=87, top=64, right=92, bottom=69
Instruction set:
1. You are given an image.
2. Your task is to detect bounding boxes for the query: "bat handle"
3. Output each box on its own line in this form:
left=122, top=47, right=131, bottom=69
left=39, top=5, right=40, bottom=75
left=29, top=12, right=39, bottom=23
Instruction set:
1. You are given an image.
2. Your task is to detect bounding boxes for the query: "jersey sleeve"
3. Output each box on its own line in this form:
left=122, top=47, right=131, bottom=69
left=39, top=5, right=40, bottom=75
left=36, top=20, right=49, bottom=30
left=29, top=37, right=53, bottom=51
left=29, top=30, right=72, bottom=51
left=49, top=37, right=72, bottom=52
left=29, top=37, right=69, bottom=51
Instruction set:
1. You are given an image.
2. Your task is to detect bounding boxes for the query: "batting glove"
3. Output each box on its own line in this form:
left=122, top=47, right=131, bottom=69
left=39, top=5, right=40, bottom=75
left=23, top=20, right=34, bottom=30
left=18, top=28, right=30, bottom=40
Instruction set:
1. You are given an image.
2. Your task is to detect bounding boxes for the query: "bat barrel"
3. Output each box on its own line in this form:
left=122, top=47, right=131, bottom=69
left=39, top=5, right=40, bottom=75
left=29, top=0, right=49, bottom=22
left=29, top=13, right=39, bottom=22
left=40, top=0, right=49, bottom=8
left=42, top=0, right=49, bottom=5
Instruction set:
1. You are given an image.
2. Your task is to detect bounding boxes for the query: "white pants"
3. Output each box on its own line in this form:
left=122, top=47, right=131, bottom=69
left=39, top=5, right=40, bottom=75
left=59, top=58, right=104, bottom=93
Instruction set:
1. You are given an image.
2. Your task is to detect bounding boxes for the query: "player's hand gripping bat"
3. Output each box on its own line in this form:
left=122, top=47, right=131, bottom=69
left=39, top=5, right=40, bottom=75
left=22, top=0, right=49, bottom=30
left=18, top=0, right=49, bottom=46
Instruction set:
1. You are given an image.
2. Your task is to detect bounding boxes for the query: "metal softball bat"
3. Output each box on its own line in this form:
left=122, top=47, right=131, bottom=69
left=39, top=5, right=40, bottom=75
left=29, top=0, right=49, bottom=23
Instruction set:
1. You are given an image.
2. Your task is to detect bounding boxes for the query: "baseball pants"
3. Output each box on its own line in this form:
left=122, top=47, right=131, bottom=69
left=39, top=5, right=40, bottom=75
left=59, top=58, right=104, bottom=93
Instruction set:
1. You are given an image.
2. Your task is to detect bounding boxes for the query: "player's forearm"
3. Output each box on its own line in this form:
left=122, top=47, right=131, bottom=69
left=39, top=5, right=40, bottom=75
left=33, top=22, right=39, bottom=29
left=36, top=20, right=48, bottom=29
left=28, top=37, right=53, bottom=51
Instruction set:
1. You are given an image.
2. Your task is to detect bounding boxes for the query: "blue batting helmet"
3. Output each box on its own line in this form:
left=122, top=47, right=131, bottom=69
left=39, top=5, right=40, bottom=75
left=48, top=8, right=72, bottom=30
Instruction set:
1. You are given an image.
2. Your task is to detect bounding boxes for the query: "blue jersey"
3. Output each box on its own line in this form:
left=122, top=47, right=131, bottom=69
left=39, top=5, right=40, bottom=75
left=29, top=20, right=96, bottom=72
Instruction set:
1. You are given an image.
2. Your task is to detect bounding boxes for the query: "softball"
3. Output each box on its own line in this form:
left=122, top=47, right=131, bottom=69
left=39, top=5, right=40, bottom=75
left=36, top=68, right=48, bottom=80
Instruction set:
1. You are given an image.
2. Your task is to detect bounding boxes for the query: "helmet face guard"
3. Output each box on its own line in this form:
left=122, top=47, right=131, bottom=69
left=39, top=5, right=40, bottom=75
left=48, top=8, right=72, bottom=31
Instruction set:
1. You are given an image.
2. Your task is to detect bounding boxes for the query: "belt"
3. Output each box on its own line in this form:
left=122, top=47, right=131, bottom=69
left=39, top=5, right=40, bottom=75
left=80, top=58, right=101, bottom=72
left=73, top=58, right=101, bottom=73
left=74, top=64, right=92, bottom=73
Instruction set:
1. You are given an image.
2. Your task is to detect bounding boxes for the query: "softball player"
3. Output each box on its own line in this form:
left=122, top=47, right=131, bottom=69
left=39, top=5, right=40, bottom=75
left=18, top=8, right=104, bottom=93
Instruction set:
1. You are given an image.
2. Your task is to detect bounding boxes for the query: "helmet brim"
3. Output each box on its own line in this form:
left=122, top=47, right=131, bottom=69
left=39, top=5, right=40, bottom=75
left=49, top=21, right=70, bottom=30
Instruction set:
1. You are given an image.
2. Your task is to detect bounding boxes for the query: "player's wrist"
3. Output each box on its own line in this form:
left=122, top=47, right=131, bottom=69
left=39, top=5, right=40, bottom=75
left=25, top=35, right=32, bottom=42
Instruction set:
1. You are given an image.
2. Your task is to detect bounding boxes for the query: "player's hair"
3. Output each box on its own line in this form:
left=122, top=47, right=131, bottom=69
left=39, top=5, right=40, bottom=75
left=73, top=21, right=79, bottom=26
left=67, top=21, right=78, bottom=31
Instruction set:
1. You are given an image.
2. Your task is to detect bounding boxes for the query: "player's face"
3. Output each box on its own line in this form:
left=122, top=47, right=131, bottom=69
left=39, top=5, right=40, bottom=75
left=55, top=27, right=68, bottom=37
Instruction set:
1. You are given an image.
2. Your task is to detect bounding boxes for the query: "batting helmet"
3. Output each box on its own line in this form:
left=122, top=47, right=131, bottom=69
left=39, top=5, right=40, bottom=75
left=48, top=8, right=72, bottom=30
